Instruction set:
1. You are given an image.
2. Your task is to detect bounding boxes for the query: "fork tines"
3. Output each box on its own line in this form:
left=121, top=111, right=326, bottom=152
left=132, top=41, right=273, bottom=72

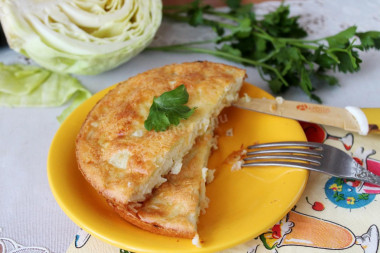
left=243, top=141, right=323, bottom=169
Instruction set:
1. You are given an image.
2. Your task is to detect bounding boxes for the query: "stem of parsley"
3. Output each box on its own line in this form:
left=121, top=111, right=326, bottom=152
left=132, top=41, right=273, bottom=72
left=164, top=13, right=236, bottom=29
left=204, top=10, right=240, bottom=22
left=149, top=44, right=289, bottom=87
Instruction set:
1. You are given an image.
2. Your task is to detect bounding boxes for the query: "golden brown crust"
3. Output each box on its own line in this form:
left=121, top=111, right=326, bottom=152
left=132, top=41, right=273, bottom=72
left=108, top=200, right=193, bottom=238
left=76, top=61, right=245, bottom=206
left=109, top=133, right=213, bottom=238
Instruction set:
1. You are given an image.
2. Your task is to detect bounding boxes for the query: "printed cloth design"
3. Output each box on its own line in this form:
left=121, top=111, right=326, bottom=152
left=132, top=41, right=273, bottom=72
left=257, top=210, right=379, bottom=253
left=0, top=236, right=49, bottom=253
left=301, top=122, right=380, bottom=210
left=74, top=229, right=91, bottom=249
left=66, top=123, right=380, bottom=253
left=325, top=177, right=376, bottom=209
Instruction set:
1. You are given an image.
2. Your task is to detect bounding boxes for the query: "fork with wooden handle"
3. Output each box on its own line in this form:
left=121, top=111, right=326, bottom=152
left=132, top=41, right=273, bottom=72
left=243, top=141, right=380, bottom=186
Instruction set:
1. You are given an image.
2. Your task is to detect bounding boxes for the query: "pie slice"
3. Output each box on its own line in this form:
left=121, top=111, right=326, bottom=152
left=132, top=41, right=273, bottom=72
left=76, top=61, right=246, bottom=206
left=108, top=131, right=214, bottom=240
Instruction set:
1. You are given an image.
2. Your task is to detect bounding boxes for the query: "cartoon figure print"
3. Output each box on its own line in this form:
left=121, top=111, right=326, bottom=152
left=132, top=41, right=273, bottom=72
left=300, top=122, right=380, bottom=209
left=325, top=146, right=380, bottom=209
left=257, top=210, right=379, bottom=253
left=245, top=122, right=380, bottom=253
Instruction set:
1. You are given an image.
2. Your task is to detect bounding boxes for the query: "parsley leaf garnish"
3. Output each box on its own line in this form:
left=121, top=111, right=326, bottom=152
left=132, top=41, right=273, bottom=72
left=144, top=85, right=196, bottom=132
left=151, top=0, right=380, bottom=102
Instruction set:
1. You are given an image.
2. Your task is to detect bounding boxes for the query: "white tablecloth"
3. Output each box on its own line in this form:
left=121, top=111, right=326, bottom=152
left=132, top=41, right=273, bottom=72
left=1, top=0, right=380, bottom=252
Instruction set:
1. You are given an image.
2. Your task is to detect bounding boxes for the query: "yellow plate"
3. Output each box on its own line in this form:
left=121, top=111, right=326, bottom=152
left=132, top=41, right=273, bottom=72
left=47, top=82, right=308, bottom=253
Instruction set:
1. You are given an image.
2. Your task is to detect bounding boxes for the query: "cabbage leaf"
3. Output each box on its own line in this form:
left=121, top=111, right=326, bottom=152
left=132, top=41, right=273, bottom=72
left=0, top=0, right=162, bottom=75
left=0, top=62, right=91, bottom=122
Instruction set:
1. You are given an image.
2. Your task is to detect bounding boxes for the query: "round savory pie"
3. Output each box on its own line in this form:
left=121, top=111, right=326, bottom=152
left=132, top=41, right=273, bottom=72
left=75, top=61, right=246, bottom=240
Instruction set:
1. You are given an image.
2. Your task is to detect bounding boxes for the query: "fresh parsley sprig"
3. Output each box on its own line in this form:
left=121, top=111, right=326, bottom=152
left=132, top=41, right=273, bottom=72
left=150, top=0, right=380, bottom=102
left=144, top=84, right=196, bottom=132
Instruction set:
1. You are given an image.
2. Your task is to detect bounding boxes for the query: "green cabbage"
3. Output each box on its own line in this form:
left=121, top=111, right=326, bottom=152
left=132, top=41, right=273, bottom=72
left=0, top=0, right=162, bottom=75
left=0, top=62, right=91, bottom=122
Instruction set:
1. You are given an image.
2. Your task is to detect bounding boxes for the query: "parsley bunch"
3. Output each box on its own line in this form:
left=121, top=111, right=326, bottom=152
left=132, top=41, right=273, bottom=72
left=151, top=0, right=380, bottom=102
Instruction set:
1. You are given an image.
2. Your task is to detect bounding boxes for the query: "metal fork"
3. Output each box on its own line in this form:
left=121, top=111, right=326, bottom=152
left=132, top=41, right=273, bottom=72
left=243, top=141, right=380, bottom=186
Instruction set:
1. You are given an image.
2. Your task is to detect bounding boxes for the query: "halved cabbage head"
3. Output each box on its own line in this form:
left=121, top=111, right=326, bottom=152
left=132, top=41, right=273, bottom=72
left=0, top=0, right=162, bottom=75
